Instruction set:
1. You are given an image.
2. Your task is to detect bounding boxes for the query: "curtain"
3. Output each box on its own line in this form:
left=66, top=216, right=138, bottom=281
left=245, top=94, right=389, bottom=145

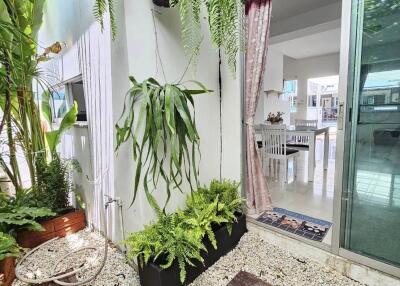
left=245, top=0, right=273, bottom=213
left=77, top=19, right=114, bottom=236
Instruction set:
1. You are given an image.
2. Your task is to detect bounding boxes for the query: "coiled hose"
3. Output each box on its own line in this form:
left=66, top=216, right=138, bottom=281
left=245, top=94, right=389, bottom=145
left=15, top=202, right=111, bottom=285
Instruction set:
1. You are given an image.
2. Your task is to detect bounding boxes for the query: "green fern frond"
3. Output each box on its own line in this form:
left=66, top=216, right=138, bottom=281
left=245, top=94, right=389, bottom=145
left=93, top=0, right=107, bottom=31
left=93, top=0, right=117, bottom=40
left=177, top=0, right=202, bottom=67
left=108, top=0, right=117, bottom=40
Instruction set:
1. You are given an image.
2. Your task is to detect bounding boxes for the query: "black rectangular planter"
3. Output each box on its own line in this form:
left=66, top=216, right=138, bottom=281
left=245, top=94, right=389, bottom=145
left=138, top=213, right=247, bottom=286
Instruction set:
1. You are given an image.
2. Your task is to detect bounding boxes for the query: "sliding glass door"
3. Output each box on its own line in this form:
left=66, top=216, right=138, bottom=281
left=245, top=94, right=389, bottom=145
left=342, top=0, right=400, bottom=268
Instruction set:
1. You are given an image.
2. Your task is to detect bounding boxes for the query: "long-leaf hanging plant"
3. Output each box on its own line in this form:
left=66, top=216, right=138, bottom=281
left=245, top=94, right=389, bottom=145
left=115, top=77, right=211, bottom=207
left=168, top=0, right=244, bottom=73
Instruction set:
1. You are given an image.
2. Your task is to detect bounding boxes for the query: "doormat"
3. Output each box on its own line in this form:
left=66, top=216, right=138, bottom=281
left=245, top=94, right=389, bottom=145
left=256, top=207, right=332, bottom=242
left=227, top=271, right=272, bottom=286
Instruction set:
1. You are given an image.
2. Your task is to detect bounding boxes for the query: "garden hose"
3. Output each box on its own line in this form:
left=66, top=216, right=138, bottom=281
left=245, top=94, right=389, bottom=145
left=15, top=199, right=112, bottom=285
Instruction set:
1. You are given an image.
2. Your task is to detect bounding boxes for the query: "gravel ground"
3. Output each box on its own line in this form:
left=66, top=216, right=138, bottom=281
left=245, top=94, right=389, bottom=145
left=13, top=229, right=139, bottom=286
left=189, top=232, right=363, bottom=286
left=13, top=230, right=363, bottom=286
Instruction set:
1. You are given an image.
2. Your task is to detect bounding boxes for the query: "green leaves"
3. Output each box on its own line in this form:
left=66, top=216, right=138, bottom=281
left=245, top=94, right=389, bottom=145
left=0, top=203, right=55, bottom=232
left=172, top=0, right=243, bottom=73
left=46, top=101, right=78, bottom=154
left=124, top=179, right=243, bottom=284
left=115, top=77, right=210, bottom=208
left=0, top=232, right=20, bottom=261
left=93, top=0, right=117, bottom=40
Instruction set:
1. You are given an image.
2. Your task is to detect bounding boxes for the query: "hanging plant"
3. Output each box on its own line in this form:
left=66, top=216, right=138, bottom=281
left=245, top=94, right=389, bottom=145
left=169, top=0, right=243, bottom=73
left=93, top=0, right=117, bottom=40
left=115, top=77, right=211, bottom=207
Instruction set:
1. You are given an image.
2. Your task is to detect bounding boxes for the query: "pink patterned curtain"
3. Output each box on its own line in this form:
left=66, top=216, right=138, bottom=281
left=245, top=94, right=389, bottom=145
left=245, top=0, right=273, bottom=213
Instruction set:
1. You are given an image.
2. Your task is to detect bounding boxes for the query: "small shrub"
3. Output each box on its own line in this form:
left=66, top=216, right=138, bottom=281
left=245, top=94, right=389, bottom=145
left=124, top=179, right=242, bottom=283
left=0, top=232, right=20, bottom=261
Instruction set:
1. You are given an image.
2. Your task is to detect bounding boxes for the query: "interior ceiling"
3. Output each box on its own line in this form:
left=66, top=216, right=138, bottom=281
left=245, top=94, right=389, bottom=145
left=271, top=28, right=341, bottom=59
left=271, top=0, right=341, bottom=22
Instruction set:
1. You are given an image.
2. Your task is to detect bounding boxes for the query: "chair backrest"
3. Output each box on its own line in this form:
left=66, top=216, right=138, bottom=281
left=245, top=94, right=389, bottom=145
left=295, top=119, right=318, bottom=128
left=260, top=124, right=287, bottom=156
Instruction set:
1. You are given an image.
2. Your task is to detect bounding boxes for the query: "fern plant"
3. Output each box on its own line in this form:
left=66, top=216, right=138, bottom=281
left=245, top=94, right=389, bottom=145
left=93, top=0, right=117, bottom=40
left=125, top=209, right=206, bottom=283
left=170, top=0, right=243, bottom=72
left=180, top=195, right=227, bottom=249
left=124, top=179, right=243, bottom=283
left=115, top=76, right=210, bottom=207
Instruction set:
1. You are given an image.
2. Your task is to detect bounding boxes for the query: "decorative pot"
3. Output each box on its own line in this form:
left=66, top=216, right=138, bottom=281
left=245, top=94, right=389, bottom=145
left=17, top=209, right=86, bottom=248
left=138, top=213, right=247, bottom=286
left=153, top=0, right=171, bottom=7
left=0, top=257, right=15, bottom=286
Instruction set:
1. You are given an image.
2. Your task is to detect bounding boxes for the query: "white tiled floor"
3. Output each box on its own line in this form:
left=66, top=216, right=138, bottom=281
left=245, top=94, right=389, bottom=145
left=264, top=132, right=337, bottom=245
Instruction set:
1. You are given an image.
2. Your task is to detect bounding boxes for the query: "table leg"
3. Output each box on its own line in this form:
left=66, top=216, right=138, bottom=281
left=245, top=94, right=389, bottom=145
left=324, top=131, right=329, bottom=170
left=308, top=134, right=315, bottom=182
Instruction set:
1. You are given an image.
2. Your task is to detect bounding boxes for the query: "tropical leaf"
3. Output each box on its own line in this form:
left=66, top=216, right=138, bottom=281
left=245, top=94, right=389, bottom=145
left=0, top=232, right=20, bottom=261
left=46, top=101, right=78, bottom=154
left=115, top=77, right=210, bottom=208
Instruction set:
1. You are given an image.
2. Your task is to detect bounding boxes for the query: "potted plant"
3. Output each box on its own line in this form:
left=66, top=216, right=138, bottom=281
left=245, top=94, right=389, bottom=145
left=0, top=233, right=19, bottom=286
left=125, top=180, right=247, bottom=286
left=115, top=76, right=211, bottom=207
left=155, top=0, right=242, bottom=72
left=266, top=112, right=284, bottom=124
left=153, top=0, right=171, bottom=7
left=0, top=191, right=54, bottom=285
left=15, top=156, right=86, bottom=248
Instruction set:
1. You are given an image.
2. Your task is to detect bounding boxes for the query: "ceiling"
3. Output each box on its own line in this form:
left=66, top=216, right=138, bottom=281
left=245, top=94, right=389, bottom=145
left=271, top=28, right=341, bottom=59
left=271, top=0, right=341, bottom=22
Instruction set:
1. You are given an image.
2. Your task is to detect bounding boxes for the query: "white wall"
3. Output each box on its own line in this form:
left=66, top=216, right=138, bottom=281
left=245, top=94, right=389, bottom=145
left=112, top=0, right=233, bottom=238
left=38, top=1, right=242, bottom=243
left=283, top=53, right=340, bottom=122
left=264, top=48, right=284, bottom=92
left=270, top=2, right=342, bottom=37
left=257, top=47, right=290, bottom=125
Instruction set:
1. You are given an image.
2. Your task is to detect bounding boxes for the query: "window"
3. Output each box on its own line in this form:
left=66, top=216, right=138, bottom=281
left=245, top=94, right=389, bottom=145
left=283, top=80, right=298, bottom=112
left=48, top=77, right=87, bottom=123
left=69, top=81, right=87, bottom=122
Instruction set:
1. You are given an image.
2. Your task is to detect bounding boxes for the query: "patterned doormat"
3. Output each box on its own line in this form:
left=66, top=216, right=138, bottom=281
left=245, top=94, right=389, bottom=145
left=228, top=271, right=272, bottom=286
left=256, top=207, right=332, bottom=242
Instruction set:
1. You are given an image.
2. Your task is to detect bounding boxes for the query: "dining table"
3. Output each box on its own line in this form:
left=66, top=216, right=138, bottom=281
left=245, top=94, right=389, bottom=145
left=255, top=125, right=330, bottom=182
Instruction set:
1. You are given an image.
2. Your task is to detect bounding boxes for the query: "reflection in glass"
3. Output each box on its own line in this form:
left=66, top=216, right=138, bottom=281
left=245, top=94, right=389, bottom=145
left=345, top=0, right=400, bottom=267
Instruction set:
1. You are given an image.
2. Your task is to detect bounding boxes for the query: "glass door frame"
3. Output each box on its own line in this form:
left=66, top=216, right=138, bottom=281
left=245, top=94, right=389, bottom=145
left=332, top=0, right=400, bottom=278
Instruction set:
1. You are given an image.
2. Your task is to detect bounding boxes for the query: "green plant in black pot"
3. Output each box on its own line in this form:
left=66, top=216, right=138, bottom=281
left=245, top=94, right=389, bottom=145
left=192, top=179, right=242, bottom=223
left=124, top=179, right=243, bottom=284
left=125, top=192, right=206, bottom=284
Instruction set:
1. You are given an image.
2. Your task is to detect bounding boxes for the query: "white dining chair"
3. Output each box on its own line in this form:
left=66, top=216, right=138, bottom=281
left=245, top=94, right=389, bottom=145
left=287, top=119, right=318, bottom=149
left=295, top=119, right=318, bottom=128
left=259, top=124, right=299, bottom=182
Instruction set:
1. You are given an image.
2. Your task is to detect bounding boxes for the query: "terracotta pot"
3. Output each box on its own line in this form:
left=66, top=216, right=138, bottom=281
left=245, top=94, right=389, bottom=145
left=0, top=257, right=15, bottom=286
left=17, top=209, right=86, bottom=248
